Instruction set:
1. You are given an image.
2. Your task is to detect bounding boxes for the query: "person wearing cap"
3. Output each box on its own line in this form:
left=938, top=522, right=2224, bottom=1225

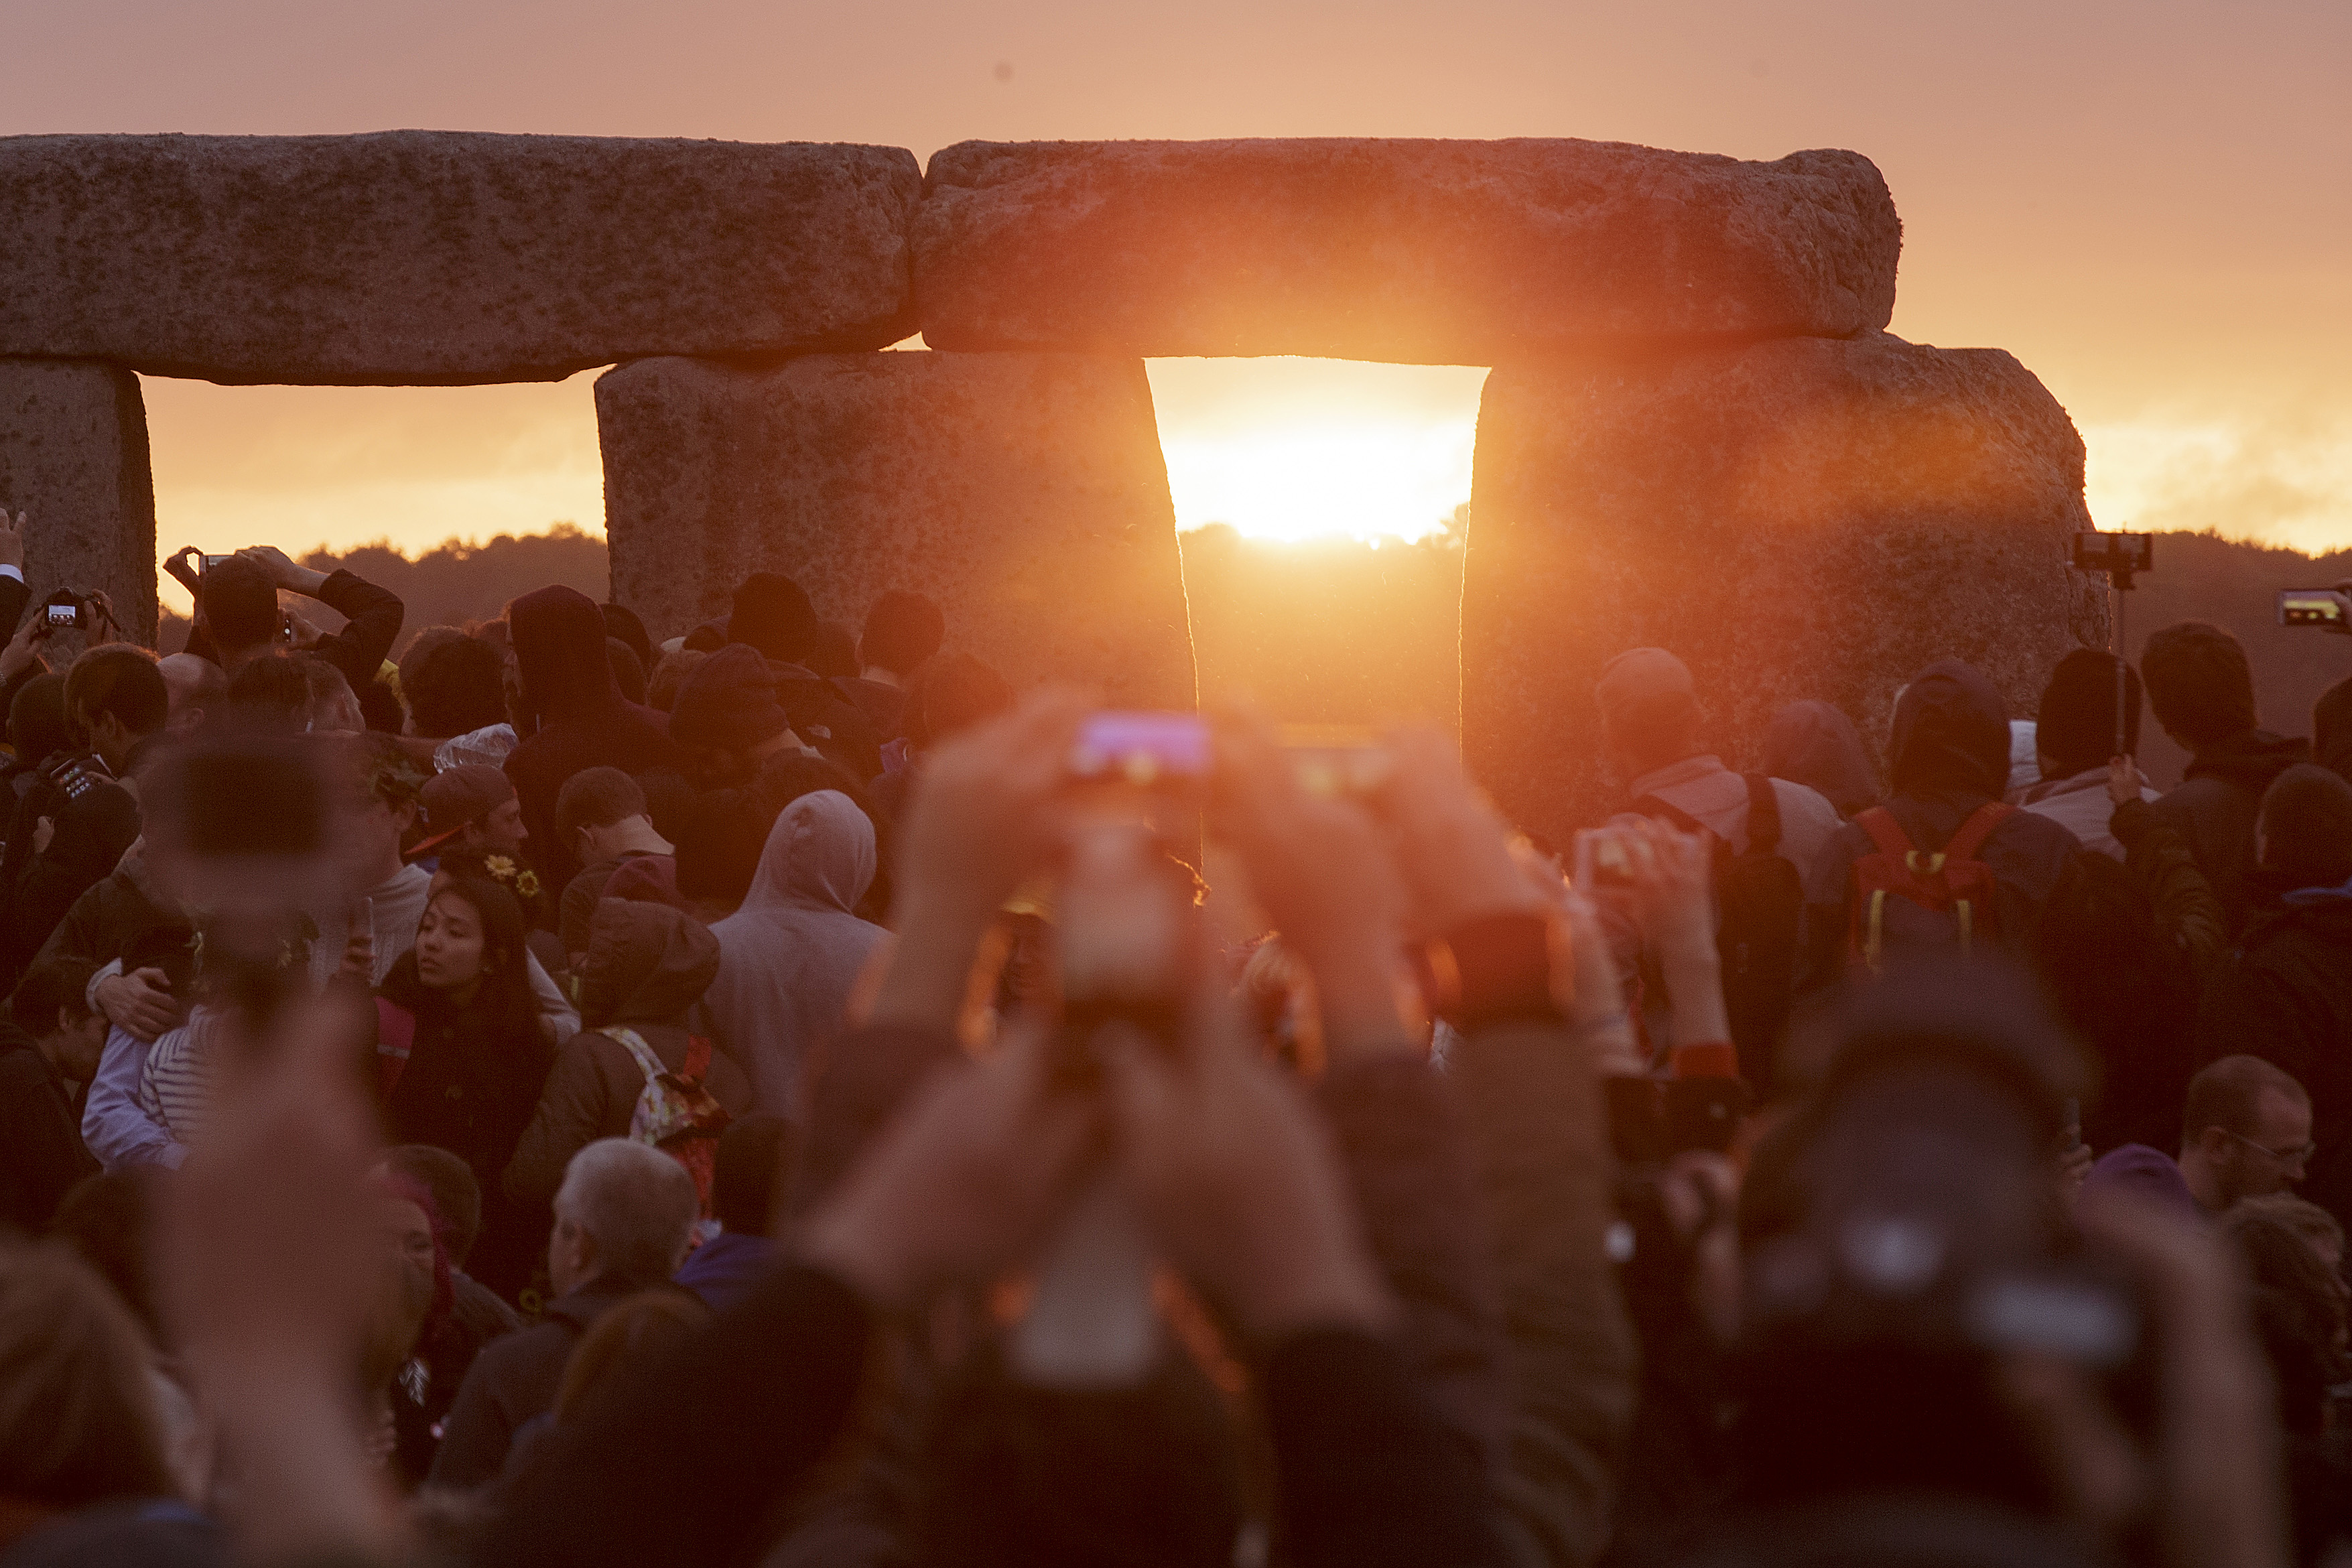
left=412, top=765, right=529, bottom=862
left=667, top=644, right=825, bottom=789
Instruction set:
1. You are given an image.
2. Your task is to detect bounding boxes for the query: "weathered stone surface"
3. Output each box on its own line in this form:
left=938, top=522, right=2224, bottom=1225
left=913, top=138, right=1900, bottom=363
left=0, top=360, right=157, bottom=646
left=0, top=133, right=921, bottom=385
left=598, top=352, right=1195, bottom=709
left=1462, top=332, right=2106, bottom=844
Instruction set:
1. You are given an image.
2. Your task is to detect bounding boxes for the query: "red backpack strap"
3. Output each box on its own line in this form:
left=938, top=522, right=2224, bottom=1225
left=373, top=998, right=417, bottom=1097
left=1854, top=807, right=1914, bottom=858
left=1943, top=802, right=2016, bottom=861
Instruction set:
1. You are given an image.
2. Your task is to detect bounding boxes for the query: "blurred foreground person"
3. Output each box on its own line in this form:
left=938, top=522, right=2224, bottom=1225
left=0, top=1242, right=214, bottom=1563
left=1717, top=965, right=2289, bottom=1568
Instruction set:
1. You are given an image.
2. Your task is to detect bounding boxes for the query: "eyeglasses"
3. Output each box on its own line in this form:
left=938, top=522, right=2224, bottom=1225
left=2223, top=1128, right=2317, bottom=1168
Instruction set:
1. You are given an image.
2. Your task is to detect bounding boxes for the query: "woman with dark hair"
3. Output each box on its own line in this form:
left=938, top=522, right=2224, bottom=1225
left=375, top=877, right=553, bottom=1299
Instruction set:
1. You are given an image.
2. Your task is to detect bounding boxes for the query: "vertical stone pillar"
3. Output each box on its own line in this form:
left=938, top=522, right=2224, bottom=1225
left=1462, top=331, right=2106, bottom=844
left=596, top=350, right=1195, bottom=711
left=0, top=359, right=157, bottom=647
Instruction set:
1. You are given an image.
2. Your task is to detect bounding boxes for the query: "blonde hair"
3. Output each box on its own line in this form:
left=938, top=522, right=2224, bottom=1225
left=0, top=1242, right=174, bottom=1509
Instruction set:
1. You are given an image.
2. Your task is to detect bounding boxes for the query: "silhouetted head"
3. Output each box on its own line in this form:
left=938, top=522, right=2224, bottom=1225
left=2257, top=763, right=2352, bottom=890
left=2142, top=621, right=2257, bottom=750
left=861, top=590, right=947, bottom=679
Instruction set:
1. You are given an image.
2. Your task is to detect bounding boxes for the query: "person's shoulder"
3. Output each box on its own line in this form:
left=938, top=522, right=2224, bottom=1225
left=1766, top=776, right=1842, bottom=826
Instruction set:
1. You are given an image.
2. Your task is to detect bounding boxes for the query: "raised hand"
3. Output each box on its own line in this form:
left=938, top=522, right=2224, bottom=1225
left=159, top=988, right=403, bottom=1561
left=0, top=508, right=25, bottom=573
left=1100, top=1000, right=1391, bottom=1344
left=1208, top=706, right=1413, bottom=1053
left=800, top=1019, right=1102, bottom=1312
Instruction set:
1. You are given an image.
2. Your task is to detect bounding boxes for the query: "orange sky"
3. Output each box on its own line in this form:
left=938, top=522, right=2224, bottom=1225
left=11, top=0, right=2349, bottom=588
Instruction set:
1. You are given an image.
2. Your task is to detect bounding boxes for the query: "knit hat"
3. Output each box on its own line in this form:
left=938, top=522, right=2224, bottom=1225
left=2035, top=649, right=2142, bottom=781
left=669, top=644, right=791, bottom=752
left=728, top=572, right=820, bottom=665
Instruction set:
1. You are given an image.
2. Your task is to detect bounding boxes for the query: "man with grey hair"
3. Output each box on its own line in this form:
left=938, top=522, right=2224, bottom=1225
left=427, top=1139, right=699, bottom=1490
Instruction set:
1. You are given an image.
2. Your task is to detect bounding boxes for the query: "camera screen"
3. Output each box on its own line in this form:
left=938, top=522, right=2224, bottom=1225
left=2070, top=531, right=2154, bottom=574
left=1068, top=711, right=1212, bottom=786
left=2279, top=590, right=2351, bottom=631
left=44, top=603, right=76, bottom=628
left=202, top=553, right=233, bottom=570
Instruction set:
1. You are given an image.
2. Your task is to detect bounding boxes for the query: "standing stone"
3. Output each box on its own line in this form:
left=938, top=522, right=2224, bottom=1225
left=0, top=360, right=156, bottom=647
left=914, top=138, right=1901, bottom=363
left=597, top=352, right=1194, bottom=710
left=1462, top=331, right=2106, bottom=845
left=0, top=133, right=921, bottom=385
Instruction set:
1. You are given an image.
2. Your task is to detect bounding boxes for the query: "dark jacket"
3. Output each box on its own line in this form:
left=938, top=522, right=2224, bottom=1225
left=2196, top=888, right=2352, bottom=1228
left=0, top=1022, right=98, bottom=1234
left=504, top=586, right=679, bottom=891
left=769, top=661, right=885, bottom=784
left=2150, top=728, right=2310, bottom=935
left=376, top=954, right=553, bottom=1182
left=839, top=675, right=907, bottom=742
left=391, top=1270, right=522, bottom=1491
left=22, top=854, right=176, bottom=982
left=427, top=1274, right=661, bottom=1491
left=186, top=566, right=405, bottom=696
left=0, top=772, right=141, bottom=996
left=1799, top=661, right=2083, bottom=989
left=502, top=902, right=750, bottom=1208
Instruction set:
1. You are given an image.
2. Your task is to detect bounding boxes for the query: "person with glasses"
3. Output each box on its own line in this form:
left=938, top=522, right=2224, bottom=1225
left=2085, top=1053, right=2314, bottom=1220
left=2178, top=1055, right=2316, bottom=1215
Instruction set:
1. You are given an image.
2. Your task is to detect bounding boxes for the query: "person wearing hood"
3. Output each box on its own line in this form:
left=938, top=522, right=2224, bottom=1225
left=2196, top=764, right=2352, bottom=1228
left=1798, top=659, right=2084, bottom=990
left=1758, top=699, right=1880, bottom=819
left=2018, top=649, right=2160, bottom=861
left=2142, top=620, right=2310, bottom=935
left=503, top=585, right=680, bottom=893
left=666, top=643, right=822, bottom=791
left=699, top=789, right=889, bottom=1116
left=502, top=900, right=751, bottom=1210
left=724, top=573, right=883, bottom=783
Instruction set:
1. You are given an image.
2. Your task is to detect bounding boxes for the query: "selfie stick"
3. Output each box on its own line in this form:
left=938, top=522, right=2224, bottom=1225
left=2108, top=554, right=2138, bottom=761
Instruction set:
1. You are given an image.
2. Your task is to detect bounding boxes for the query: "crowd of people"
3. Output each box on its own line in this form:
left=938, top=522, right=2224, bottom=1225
left=1, top=496, right=2351, bottom=1568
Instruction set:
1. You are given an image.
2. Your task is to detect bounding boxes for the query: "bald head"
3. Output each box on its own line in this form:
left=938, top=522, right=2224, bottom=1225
left=157, top=653, right=226, bottom=736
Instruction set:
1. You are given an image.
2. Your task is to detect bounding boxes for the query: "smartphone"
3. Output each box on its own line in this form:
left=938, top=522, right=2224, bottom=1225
left=2280, top=589, right=2352, bottom=635
left=281, top=608, right=297, bottom=643
left=1067, top=711, right=1210, bottom=789
left=1281, top=724, right=1392, bottom=801
left=2071, top=531, right=2154, bottom=576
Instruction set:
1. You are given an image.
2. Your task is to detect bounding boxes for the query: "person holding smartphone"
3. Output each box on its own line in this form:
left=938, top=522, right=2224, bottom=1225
left=182, top=544, right=405, bottom=698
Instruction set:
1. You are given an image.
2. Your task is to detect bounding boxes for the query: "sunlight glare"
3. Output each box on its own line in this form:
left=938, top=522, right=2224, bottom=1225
left=1148, top=358, right=1483, bottom=543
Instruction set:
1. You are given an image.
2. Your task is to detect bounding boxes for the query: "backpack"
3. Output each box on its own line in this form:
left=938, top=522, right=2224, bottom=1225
left=1631, top=775, right=1804, bottom=1091
left=1845, top=803, right=2015, bottom=975
left=606, top=1027, right=731, bottom=1236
